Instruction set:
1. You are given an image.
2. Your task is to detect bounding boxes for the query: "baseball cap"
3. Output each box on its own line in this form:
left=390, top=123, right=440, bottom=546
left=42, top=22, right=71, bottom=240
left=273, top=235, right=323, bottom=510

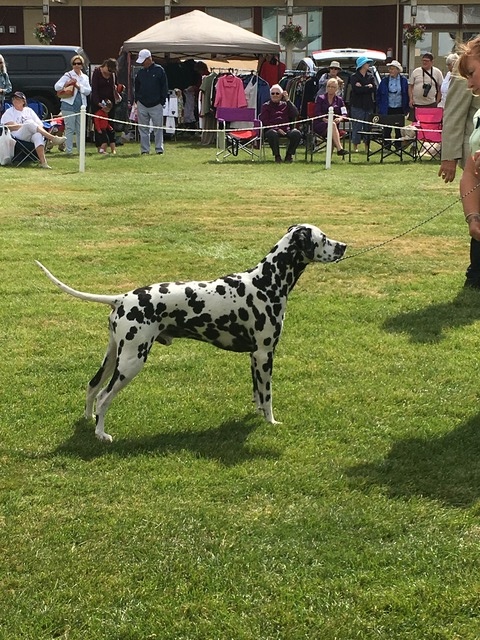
left=329, top=61, right=341, bottom=69
left=136, top=49, right=152, bottom=64
left=387, top=60, right=403, bottom=71
left=356, top=56, right=373, bottom=70
left=13, top=91, right=26, bottom=102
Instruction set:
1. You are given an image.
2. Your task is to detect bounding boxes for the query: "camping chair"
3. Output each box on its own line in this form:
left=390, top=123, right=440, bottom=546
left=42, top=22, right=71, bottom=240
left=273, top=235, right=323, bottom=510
left=304, top=101, right=349, bottom=162
left=414, top=107, right=443, bottom=161
left=304, top=102, right=327, bottom=161
left=362, top=114, right=417, bottom=162
left=215, top=107, right=262, bottom=162
left=2, top=102, right=40, bottom=166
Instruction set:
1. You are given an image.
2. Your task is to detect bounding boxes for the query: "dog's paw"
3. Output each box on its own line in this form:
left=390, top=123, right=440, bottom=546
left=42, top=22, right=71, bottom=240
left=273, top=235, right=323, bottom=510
left=95, top=432, right=113, bottom=443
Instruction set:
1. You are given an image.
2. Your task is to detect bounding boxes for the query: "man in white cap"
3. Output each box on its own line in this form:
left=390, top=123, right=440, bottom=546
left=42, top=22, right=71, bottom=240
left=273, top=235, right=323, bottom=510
left=134, top=49, right=168, bottom=155
left=0, top=91, right=66, bottom=168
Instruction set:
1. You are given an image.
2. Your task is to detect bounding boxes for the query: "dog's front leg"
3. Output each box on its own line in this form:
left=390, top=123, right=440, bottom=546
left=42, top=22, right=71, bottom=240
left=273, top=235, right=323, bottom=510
left=250, top=349, right=280, bottom=424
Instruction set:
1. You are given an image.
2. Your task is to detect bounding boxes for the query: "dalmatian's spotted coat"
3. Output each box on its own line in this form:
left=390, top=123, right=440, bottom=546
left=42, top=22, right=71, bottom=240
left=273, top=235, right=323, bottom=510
left=36, top=224, right=346, bottom=442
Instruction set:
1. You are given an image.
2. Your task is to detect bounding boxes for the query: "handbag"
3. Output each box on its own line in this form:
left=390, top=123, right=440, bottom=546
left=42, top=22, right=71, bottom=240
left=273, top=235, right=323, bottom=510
left=0, top=125, right=16, bottom=166
left=56, top=72, right=76, bottom=99
left=57, top=84, right=75, bottom=99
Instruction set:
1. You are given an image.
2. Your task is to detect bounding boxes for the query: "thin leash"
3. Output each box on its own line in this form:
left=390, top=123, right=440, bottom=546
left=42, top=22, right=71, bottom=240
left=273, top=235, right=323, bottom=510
left=337, top=180, right=480, bottom=262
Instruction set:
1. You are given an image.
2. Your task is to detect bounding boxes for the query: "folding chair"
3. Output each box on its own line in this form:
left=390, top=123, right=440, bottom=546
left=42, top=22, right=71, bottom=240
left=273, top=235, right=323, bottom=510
left=1, top=102, right=39, bottom=166
left=415, top=107, right=443, bottom=161
left=304, top=102, right=327, bottom=161
left=362, top=114, right=417, bottom=162
left=215, top=107, right=262, bottom=162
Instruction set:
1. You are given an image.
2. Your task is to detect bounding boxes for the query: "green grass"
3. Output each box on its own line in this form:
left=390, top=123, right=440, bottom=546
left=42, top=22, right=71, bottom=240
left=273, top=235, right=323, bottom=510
left=1, top=140, right=480, bottom=639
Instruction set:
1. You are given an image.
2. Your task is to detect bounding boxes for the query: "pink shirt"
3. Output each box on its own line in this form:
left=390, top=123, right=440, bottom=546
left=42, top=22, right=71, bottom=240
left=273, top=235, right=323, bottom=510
left=214, top=75, right=247, bottom=109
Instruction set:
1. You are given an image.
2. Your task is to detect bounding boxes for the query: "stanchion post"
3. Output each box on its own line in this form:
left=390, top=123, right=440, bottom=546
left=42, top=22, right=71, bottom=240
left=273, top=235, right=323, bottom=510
left=79, top=105, right=86, bottom=173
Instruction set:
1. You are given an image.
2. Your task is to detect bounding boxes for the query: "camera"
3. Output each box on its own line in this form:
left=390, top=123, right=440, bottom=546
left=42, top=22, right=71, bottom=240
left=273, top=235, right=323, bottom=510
left=422, top=83, right=432, bottom=97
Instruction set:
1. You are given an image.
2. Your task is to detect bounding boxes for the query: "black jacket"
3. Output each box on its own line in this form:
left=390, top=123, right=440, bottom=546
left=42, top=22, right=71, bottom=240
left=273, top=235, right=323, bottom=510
left=349, top=70, right=376, bottom=111
left=134, top=63, right=168, bottom=108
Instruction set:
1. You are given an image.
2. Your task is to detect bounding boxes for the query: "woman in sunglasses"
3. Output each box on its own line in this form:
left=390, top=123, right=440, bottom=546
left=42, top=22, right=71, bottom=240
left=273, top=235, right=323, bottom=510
left=259, top=84, right=301, bottom=163
left=54, top=55, right=91, bottom=155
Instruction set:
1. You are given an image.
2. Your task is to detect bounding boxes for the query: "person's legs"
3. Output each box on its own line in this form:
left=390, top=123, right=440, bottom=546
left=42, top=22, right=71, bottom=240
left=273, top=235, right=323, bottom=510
left=285, top=129, right=302, bottom=160
left=265, top=129, right=280, bottom=159
left=61, top=102, right=76, bottom=154
left=149, top=103, right=164, bottom=154
left=350, top=106, right=364, bottom=149
left=136, top=101, right=151, bottom=154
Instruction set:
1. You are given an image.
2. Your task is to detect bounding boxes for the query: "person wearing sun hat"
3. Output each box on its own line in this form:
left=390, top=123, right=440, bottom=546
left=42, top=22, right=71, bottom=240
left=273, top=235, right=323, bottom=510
left=0, top=91, right=66, bottom=168
left=316, top=60, right=345, bottom=97
left=376, top=60, right=409, bottom=145
left=349, top=56, right=376, bottom=152
left=134, top=49, right=169, bottom=155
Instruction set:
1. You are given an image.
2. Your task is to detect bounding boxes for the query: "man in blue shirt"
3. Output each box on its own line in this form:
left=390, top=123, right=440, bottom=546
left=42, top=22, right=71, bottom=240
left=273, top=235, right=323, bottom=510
left=134, top=49, right=169, bottom=155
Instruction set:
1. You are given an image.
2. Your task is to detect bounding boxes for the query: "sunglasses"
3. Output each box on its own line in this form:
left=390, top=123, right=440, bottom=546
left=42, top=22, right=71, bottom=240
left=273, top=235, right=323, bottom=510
left=270, top=91, right=281, bottom=95
left=73, top=62, right=83, bottom=65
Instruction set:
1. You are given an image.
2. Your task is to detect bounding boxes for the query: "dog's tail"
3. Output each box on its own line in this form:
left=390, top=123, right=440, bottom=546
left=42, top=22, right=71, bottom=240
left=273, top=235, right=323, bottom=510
left=35, top=261, right=119, bottom=307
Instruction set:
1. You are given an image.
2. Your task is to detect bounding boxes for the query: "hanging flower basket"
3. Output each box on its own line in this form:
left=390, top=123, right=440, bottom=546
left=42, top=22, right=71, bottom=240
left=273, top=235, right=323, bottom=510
left=403, top=23, right=426, bottom=45
left=34, top=22, right=57, bottom=45
left=279, top=22, right=304, bottom=47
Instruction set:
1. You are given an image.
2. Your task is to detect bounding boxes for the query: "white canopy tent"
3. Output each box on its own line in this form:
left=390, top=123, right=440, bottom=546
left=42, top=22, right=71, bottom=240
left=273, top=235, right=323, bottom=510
left=122, top=10, right=280, bottom=61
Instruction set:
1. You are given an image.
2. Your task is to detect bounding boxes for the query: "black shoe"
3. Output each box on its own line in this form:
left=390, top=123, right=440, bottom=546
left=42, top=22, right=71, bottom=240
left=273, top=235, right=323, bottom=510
left=275, top=155, right=282, bottom=163
left=284, top=154, right=293, bottom=163
left=337, top=149, right=348, bottom=157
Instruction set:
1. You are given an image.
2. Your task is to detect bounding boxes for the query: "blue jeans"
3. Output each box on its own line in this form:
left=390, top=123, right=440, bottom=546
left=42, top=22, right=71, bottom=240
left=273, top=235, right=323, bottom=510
left=61, top=93, right=82, bottom=154
left=137, top=101, right=164, bottom=154
left=350, top=106, right=372, bottom=145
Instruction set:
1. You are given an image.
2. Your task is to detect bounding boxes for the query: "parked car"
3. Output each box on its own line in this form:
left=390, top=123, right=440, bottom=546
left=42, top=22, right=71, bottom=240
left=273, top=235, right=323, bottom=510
left=297, top=47, right=387, bottom=107
left=0, top=45, right=90, bottom=117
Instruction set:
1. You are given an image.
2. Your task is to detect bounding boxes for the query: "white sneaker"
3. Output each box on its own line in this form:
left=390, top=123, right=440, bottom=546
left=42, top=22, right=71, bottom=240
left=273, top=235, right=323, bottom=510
left=51, top=136, right=67, bottom=146
left=41, top=163, right=52, bottom=169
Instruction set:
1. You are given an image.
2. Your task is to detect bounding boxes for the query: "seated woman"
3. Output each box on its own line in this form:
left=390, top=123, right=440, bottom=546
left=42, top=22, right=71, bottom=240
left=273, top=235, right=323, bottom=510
left=259, top=84, right=301, bottom=163
left=314, top=78, right=349, bottom=156
left=0, top=91, right=66, bottom=169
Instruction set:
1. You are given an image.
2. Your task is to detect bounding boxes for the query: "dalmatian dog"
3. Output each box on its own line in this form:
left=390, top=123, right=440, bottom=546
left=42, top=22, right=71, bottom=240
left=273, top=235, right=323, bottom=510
left=36, top=224, right=346, bottom=442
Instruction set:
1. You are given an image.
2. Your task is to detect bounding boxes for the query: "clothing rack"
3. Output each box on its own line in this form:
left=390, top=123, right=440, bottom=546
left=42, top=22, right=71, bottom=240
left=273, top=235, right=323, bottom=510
left=210, top=67, right=258, bottom=76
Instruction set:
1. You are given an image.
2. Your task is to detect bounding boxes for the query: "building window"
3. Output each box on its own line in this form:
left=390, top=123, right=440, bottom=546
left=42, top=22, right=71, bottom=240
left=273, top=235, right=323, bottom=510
left=262, top=7, right=322, bottom=66
left=404, top=5, right=459, bottom=24
left=206, top=7, right=253, bottom=32
left=463, top=5, right=480, bottom=25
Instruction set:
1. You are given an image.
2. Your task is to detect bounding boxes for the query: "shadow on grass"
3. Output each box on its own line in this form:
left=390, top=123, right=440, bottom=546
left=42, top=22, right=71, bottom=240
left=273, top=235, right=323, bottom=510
left=348, top=412, right=480, bottom=507
left=51, top=412, right=278, bottom=466
left=383, top=288, right=480, bottom=343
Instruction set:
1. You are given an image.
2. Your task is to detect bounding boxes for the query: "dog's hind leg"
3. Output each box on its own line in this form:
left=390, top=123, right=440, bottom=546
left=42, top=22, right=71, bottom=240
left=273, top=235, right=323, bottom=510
left=85, top=335, right=117, bottom=420
left=94, top=343, right=152, bottom=442
left=250, top=350, right=280, bottom=424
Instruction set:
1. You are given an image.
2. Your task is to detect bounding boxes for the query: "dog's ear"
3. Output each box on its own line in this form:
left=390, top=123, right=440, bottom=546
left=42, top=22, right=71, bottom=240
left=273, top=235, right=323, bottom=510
left=292, top=226, right=315, bottom=260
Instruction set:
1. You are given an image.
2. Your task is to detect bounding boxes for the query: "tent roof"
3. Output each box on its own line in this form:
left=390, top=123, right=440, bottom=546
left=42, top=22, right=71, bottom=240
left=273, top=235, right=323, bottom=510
left=122, top=10, right=280, bottom=60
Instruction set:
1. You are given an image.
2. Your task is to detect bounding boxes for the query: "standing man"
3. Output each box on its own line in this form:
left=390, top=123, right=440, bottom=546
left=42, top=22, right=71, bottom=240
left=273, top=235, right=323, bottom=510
left=408, top=52, right=443, bottom=117
left=134, top=49, right=168, bottom=155
left=439, top=74, right=480, bottom=288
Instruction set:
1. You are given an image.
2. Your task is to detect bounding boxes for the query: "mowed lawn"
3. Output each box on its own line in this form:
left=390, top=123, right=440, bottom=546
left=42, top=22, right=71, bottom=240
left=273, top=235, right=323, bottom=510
left=1, top=139, right=479, bottom=639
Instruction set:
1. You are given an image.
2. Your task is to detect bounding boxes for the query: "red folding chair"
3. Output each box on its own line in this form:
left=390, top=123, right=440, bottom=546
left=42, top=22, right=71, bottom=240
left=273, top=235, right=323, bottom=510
left=415, top=107, right=443, bottom=161
left=215, top=107, right=262, bottom=162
